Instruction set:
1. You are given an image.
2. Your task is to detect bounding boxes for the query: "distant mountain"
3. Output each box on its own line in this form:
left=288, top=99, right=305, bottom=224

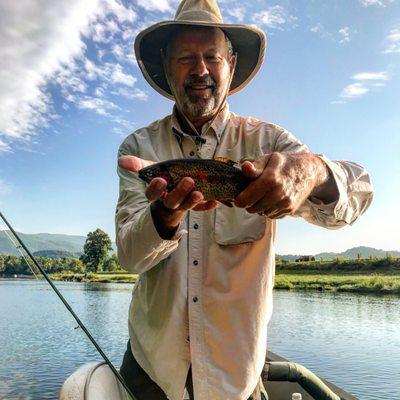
left=0, top=231, right=116, bottom=256
left=1, top=231, right=398, bottom=262
left=278, top=246, right=400, bottom=262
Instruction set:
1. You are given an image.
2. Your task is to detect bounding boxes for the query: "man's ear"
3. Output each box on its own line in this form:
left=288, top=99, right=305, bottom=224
left=229, top=53, right=237, bottom=73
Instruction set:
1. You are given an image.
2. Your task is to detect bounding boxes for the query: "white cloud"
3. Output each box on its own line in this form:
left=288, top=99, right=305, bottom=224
left=0, top=0, right=140, bottom=152
left=311, top=24, right=352, bottom=44
left=311, top=23, right=324, bottom=34
left=340, top=83, right=369, bottom=99
left=253, top=6, right=296, bottom=30
left=0, top=140, right=11, bottom=152
left=335, top=70, right=390, bottom=103
left=95, top=86, right=106, bottom=97
left=352, top=72, right=389, bottom=81
left=91, top=18, right=121, bottom=43
left=226, top=7, right=246, bottom=23
left=310, top=23, right=332, bottom=39
left=383, top=28, right=400, bottom=54
left=110, top=64, right=137, bottom=86
left=0, top=0, right=101, bottom=146
left=360, top=0, right=385, bottom=6
left=98, top=0, right=137, bottom=23
left=113, top=87, right=149, bottom=101
left=77, top=96, right=118, bottom=116
left=339, top=27, right=351, bottom=43
left=136, top=0, right=174, bottom=13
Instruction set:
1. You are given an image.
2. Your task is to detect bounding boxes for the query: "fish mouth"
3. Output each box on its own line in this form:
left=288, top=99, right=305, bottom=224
left=138, top=169, right=149, bottom=182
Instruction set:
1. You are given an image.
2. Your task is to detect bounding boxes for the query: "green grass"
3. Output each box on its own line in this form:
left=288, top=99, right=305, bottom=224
left=276, top=257, right=400, bottom=274
left=275, top=273, right=400, bottom=294
left=49, top=258, right=400, bottom=295
left=50, top=272, right=137, bottom=283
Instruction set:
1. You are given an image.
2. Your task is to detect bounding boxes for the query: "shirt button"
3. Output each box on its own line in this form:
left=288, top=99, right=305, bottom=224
left=193, top=223, right=199, bottom=229
left=189, top=151, right=195, bottom=157
left=193, top=296, right=198, bottom=303
left=186, top=336, right=190, bottom=342
left=193, top=260, right=198, bottom=266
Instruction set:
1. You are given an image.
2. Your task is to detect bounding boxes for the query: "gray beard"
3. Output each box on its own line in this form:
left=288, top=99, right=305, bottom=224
left=180, top=93, right=218, bottom=118
left=170, top=82, right=222, bottom=119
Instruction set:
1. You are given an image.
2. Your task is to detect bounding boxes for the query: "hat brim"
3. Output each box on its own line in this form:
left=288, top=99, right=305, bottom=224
left=134, top=21, right=267, bottom=100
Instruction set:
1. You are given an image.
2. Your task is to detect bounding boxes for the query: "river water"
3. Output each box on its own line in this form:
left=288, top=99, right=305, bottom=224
left=0, top=279, right=399, bottom=400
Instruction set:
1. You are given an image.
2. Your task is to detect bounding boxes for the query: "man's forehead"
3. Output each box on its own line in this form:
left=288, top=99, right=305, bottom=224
left=169, top=26, right=226, bottom=49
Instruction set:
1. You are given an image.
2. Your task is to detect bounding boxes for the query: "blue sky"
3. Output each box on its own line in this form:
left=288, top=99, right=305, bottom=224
left=0, top=0, right=399, bottom=254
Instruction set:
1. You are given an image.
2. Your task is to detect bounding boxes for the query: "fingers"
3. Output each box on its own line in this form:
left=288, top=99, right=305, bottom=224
left=235, top=153, right=283, bottom=209
left=163, top=178, right=195, bottom=209
left=146, top=176, right=214, bottom=215
left=193, top=200, right=218, bottom=211
left=118, top=155, right=155, bottom=172
left=146, top=178, right=168, bottom=202
left=219, top=200, right=234, bottom=208
left=246, top=196, right=290, bottom=215
left=240, top=154, right=271, bottom=179
left=178, top=191, right=204, bottom=211
left=235, top=178, right=269, bottom=209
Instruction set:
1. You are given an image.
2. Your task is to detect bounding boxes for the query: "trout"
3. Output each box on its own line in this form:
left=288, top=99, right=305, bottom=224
left=138, top=158, right=250, bottom=201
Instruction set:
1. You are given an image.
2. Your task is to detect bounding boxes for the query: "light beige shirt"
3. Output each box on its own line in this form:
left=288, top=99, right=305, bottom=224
left=115, top=104, right=373, bottom=400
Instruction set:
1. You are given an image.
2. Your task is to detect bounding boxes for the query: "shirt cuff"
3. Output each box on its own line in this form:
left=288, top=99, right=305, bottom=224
left=306, top=154, right=350, bottom=223
left=139, top=205, right=187, bottom=252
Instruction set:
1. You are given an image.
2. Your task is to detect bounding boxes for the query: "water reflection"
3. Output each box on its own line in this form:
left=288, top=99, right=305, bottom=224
left=268, top=291, right=400, bottom=400
left=0, top=280, right=399, bottom=400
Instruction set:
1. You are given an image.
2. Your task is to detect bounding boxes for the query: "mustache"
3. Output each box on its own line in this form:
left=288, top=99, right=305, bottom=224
left=184, top=75, right=216, bottom=88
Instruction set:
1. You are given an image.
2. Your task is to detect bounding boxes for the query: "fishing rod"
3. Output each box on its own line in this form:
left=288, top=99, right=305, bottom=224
left=0, top=212, right=136, bottom=400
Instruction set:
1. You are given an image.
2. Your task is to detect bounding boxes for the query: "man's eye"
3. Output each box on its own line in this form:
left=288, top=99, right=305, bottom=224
left=178, top=56, right=192, bottom=63
left=206, top=56, right=221, bottom=63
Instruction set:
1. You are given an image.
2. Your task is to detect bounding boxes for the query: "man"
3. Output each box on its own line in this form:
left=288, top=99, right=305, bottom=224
left=115, top=1, right=373, bottom=399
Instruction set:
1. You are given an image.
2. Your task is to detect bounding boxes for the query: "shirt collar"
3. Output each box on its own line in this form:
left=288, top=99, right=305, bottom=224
left=171, top=102, right=230, bottom=143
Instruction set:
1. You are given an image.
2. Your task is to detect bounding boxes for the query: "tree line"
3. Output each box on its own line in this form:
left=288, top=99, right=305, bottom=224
left=0, top=228, right=123, bottom=275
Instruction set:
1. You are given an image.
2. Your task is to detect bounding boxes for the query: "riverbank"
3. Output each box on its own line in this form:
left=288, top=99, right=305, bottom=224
left=274, top=273, right=400, bottom=294
left=4, top=258, right=399, bottom=294
left=273, top=258, right=400, bottom=294
left=46, top=270, right=400, bottom=295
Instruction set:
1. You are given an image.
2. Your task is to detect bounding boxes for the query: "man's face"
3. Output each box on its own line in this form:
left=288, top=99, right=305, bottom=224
left=165, top=27, right=235, bottom=120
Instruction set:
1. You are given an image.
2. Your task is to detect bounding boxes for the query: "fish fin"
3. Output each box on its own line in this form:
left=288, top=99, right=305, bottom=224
left=213, top=157, right=236, bottom=166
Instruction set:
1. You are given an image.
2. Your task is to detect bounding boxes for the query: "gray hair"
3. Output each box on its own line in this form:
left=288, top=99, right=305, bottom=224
left=225, top=34, right=234, bottom=57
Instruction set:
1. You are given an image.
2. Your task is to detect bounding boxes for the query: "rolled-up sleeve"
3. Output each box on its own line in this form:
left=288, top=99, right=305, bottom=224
left=115, top=136, right=184, bottom=274
left=273, top=126, right=374, bottom=229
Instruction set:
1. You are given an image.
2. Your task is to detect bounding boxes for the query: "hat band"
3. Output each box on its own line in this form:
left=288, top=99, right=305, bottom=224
left=176, top=10, right=223, bottom=24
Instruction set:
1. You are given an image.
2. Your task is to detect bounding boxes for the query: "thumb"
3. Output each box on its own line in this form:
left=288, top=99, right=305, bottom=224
left=118, top=155, right=155, bottom=172
left=241, top=155, right=271, bottom=179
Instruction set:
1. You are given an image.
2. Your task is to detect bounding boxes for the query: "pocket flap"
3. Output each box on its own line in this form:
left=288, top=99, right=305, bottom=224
left=214, top=205, right=266, bottom=245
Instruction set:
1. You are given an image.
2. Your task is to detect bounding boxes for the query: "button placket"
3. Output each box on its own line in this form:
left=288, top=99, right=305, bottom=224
left=187, top=211, right=206, bottom=393
left=187, top=133, right=217, bottom=397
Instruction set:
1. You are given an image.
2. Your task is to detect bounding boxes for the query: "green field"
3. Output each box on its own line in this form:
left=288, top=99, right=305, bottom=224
left=274, top=273, right=400, bottom=294
left=47, top=257, right=400, bottom=295
left=51, top=271, right=138, bottom=283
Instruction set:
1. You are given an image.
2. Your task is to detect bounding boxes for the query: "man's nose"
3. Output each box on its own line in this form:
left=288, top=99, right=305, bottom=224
left=191, top=56, right=209, bottom=77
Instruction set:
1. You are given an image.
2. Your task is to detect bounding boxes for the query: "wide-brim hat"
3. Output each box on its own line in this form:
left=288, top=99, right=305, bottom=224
left=134, top=0, right=267, bottom=100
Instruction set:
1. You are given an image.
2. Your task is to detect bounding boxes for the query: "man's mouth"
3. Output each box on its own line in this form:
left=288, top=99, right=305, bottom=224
left=186, top=84, right=214, bottom=95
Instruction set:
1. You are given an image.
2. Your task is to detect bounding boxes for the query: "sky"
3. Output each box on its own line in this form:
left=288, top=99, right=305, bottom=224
left=0, top=0, right=399, bottom=255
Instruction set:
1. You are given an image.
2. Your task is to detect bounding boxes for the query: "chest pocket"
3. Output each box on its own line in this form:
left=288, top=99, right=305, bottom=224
left=214, top=205, right=266, bottom=245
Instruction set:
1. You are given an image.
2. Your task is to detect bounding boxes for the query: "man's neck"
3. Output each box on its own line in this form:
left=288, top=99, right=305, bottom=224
left=175, top=108, right=215, bottom=135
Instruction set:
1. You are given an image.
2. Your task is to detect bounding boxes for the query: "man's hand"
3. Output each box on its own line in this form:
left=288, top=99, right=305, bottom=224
left=118, top=156, right=218, bottom=239
left=234, top=152, right=339, bottom=219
